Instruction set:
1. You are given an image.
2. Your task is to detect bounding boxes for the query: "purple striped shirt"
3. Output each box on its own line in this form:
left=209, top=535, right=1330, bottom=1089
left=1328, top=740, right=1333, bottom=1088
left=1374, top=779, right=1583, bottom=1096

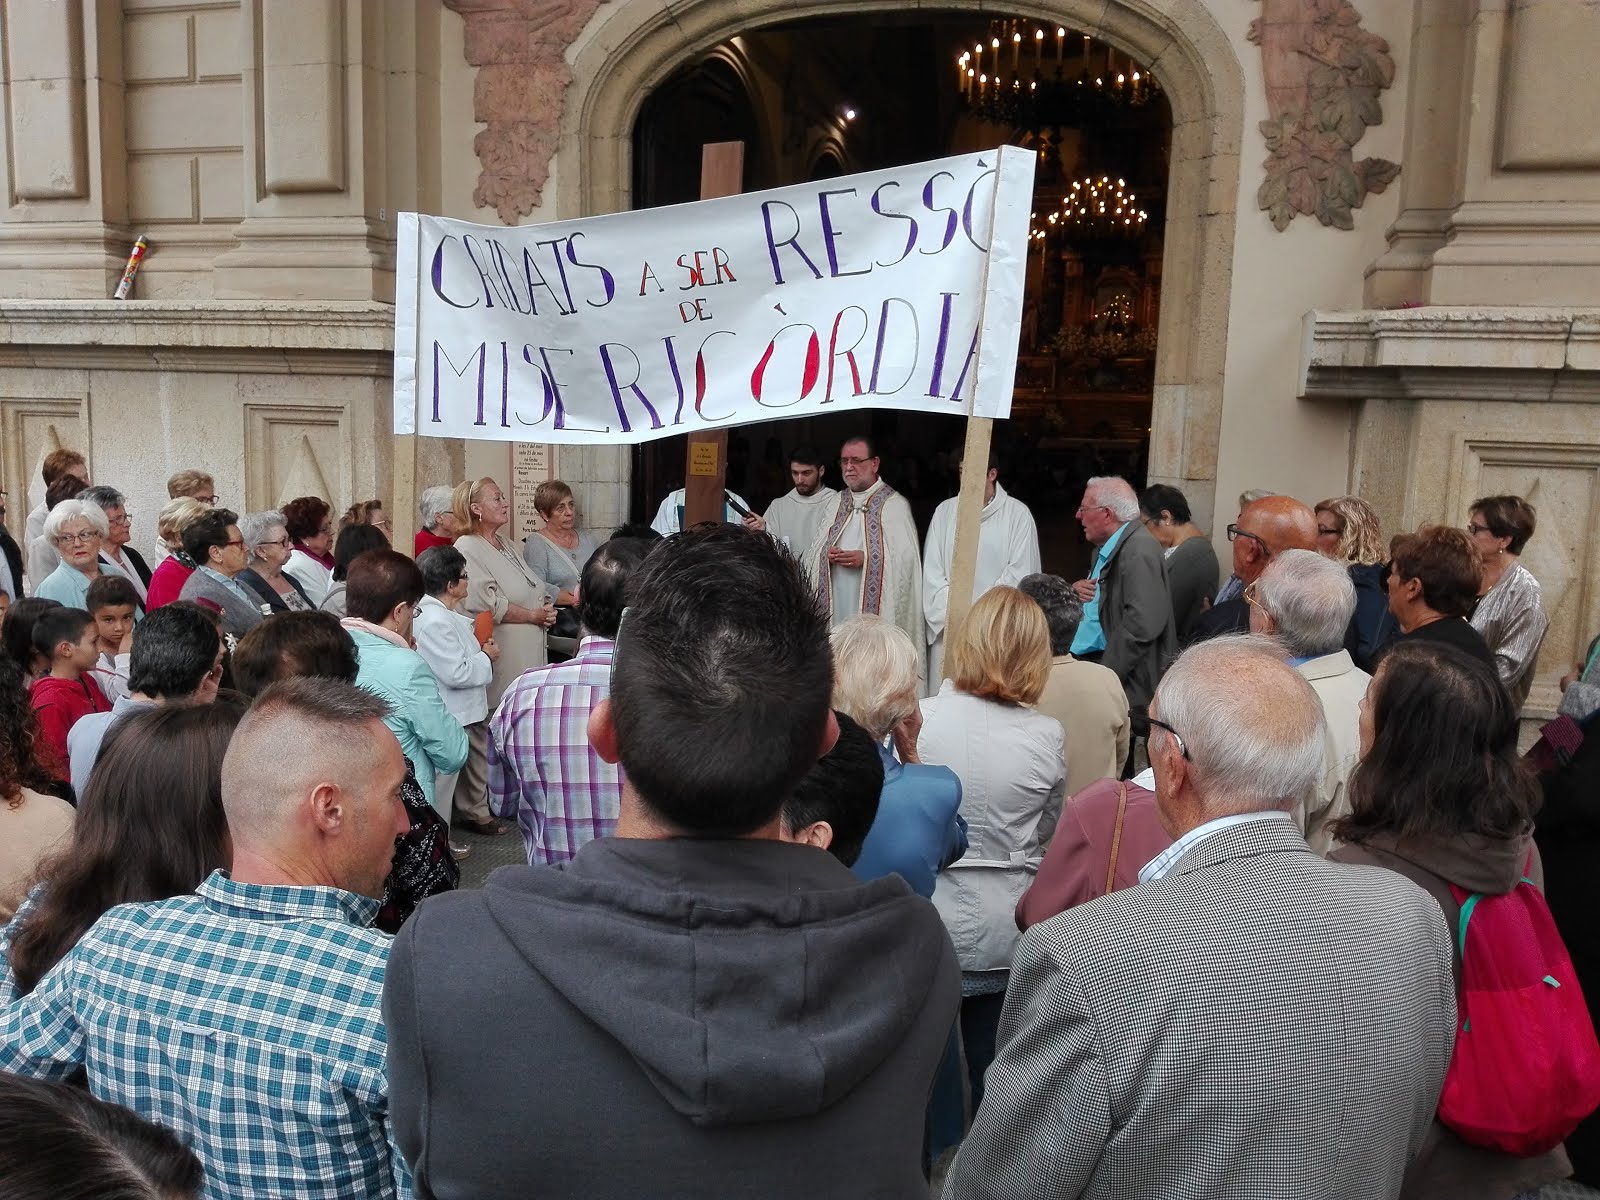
left=487, top=636, right=621, bottom=865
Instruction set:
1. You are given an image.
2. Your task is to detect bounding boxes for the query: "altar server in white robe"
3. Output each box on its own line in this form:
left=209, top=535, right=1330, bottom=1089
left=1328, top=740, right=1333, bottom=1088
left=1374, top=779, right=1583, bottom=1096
left=921, top=451, right=1041, bottom=688
left=741, top=444, right=838, bottom=556
left=804, top=435, right=925, bottom=671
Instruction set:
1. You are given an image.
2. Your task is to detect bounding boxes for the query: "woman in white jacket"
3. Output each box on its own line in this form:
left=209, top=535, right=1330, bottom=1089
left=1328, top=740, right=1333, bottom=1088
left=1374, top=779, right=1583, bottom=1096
left=413, top=546, right=499, bottom=832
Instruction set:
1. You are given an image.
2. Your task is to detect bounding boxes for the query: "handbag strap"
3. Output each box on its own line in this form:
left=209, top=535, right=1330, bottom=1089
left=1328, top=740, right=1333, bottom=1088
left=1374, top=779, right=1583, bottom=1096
left=1103, top=782, right=1130, bottom=896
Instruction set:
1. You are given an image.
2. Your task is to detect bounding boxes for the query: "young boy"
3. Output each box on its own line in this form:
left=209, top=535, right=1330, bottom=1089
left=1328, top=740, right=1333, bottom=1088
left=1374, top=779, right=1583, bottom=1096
left=84, top=574, right=139, bottom=701
left=30, top=606, right=112, bottom=785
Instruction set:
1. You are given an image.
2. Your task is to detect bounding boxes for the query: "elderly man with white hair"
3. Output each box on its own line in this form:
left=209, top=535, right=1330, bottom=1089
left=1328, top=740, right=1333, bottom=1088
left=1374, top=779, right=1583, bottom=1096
left=415, top=484, right=459, bottom=557
left=1248, top=547, right=1370, bottom=853
left=945, top=636, right=1455, bottom=1200
left=1070, top=475, right=1176, bottom=718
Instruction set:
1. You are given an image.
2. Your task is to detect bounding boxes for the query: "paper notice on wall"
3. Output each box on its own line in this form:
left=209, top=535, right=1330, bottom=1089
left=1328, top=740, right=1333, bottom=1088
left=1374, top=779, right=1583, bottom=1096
left=391, top=146, right=1035, bottom=443
left=511, top=442, right=557, bottom=542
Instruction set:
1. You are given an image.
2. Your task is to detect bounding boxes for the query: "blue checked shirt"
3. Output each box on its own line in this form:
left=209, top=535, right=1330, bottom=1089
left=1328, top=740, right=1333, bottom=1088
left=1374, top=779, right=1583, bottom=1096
left=0, top=871, right=412, bottom=1200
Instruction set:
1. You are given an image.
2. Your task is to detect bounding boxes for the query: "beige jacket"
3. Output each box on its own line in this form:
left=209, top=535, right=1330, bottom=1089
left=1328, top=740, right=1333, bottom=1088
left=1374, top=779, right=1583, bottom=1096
left=454, top=533, right=549, bottom=710
left=1034, top=655, right=1130, bottom=797
left=1296, top=650, right=1371, bottom=855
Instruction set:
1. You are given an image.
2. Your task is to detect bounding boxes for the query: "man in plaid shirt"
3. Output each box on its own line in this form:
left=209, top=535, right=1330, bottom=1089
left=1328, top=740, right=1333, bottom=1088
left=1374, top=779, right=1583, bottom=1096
left=488, top=536, right=652, bottom=864
left=0, top=678, right=414, bottom=1200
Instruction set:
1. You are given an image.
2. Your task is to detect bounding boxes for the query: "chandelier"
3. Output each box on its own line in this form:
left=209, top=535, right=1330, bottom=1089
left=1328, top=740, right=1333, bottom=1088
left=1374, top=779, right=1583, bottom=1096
left=1031, top=175, right=1149, bottom=246
left=956, top=22, right=1159, bottom=132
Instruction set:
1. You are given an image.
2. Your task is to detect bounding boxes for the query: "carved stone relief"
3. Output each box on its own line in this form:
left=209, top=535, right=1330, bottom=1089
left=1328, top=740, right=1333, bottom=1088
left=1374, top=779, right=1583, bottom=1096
left=444, top=0, right=609, bottom=225
left=1248, top=0, right=1400, bottom=230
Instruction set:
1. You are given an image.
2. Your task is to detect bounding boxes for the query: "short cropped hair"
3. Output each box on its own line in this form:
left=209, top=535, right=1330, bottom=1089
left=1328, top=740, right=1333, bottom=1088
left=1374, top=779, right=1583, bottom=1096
left=1085, top=476, right=1141, bottom=522
left=42, top=499, right=108, bottom=542
left=156, top=497, right=210, bottom=551
left=949, top=586, right=1051, bottom=706
left=1155, top=635, right=1326, bottom=817
left=128, top=603, right=222, bottom=698
left=789, top=444, right=827, bottom=468
left=830, top=616, right=922, bottom=739
left=237, top=510, right=286, bottom=554
left=1255, top=549, right=1357, bottom=658
left=608, top=522, right=662, bottom=542
left=1017, top=573, right=1083, bottom=657
left=1391, top=525, right=1479, bottom=618
left=610, top=525, right=832, bottom=835
left=167, top=469, right=215, bottom=500
left=231, top=611, right=358, bottom=698
left=416, top=546, right=466, bottom=597
left=223, top=678, right=390, bottom=797
left=1139, top=483, right=1192, bottom=526
left=1470, top=494, right=1537, bottom=555
left=32, top=607, right=94, bottom=661
left=40, top=449, right=86, bottom=487
left=180, top=508, right=238, bottom=565
left=418, top=484, right=455, bottom=531
left=344, top=549, right=424, bottom=625
left=781, top=711, right=883, bottom=866
left=839, top=433, right=878, bottom=459
left=280, top=496, right=330, bottom=542
left=1314, top=496, right=1385, bottom=567
left=0, top=1072, right=204, bottom=1200
left=79, top=485, right=125, bottom=513
left=44, top=475, right=88, bottom=512
left=85, top=574, right=140, bottom=615
left=580, top=538, right=650, bottom=639
left=534, top=480, right=573, bottom=518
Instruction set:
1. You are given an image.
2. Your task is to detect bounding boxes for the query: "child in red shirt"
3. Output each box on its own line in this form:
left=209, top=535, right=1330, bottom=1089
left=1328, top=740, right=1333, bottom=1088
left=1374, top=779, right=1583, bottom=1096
left=30, top=606, right=111, bottom=785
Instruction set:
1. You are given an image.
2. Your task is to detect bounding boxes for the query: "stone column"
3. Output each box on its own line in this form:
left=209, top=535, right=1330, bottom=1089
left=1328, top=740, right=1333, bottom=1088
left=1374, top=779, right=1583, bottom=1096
left=1368, top=0, right=1600, bottom=307
left=0, top=0, right=132, bottom=298
left=213, top=0, right=438, bottom=300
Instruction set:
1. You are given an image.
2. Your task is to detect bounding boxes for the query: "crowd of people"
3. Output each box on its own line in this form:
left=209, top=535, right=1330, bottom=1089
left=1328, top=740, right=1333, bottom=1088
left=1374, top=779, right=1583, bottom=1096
left=0, top=439, right=1596, bottom=1200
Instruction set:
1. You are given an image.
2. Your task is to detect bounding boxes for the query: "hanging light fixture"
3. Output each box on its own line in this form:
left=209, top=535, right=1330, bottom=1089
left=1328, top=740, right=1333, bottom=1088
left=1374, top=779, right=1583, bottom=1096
left=956, top=18, right=1159, bottom=131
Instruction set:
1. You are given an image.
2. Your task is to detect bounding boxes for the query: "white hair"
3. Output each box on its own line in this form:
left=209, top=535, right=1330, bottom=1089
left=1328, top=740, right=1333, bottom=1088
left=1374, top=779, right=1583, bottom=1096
left=238, top=510, right=287, bottom=563
left=1153, top=635, right=1326, bottom=817
left=1256, top=549, right=1356, bottom=658
left=829, top=616, right=920, bottom=739
left=419, top=484, right=456, bottom=530
left=1085, top=476, right=1141, bottom=523
left=42, top=498, right=109, bottom=541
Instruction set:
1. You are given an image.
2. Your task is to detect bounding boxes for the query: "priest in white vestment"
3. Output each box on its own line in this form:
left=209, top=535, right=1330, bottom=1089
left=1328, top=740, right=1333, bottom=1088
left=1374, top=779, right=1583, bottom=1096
left=649, top=487, right=752, bottom=536
left=803, top=436, right=924, bottom=670
left=922, top=458, right=1041, bottom=688
left=742, top=445, right=838, bottom=557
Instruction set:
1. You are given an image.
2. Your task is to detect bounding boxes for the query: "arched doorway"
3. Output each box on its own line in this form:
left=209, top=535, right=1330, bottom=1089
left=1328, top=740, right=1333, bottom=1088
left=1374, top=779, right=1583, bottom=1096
left=560, top=0, right=1244, bottom=538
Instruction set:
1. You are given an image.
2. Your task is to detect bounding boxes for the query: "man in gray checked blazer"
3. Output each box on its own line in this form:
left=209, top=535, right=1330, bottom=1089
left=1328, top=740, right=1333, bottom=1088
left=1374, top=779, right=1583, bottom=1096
left=945, top=636, right=1456, bottom=1200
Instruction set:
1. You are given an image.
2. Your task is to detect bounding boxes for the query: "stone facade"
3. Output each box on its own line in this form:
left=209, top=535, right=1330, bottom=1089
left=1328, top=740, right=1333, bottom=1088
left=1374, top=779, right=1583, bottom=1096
left=0, top=0, right=1596, bottom=716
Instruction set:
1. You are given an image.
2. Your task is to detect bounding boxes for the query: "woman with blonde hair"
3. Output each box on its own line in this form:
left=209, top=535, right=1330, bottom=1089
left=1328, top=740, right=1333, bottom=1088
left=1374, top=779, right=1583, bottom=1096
left=449, top=477, right=556, bottom=836
left=920, top=585, right=1065, bottom=1121
left=1315, top=495, right=1395, bottom=670
left=144, top=497, right=212, bottom=611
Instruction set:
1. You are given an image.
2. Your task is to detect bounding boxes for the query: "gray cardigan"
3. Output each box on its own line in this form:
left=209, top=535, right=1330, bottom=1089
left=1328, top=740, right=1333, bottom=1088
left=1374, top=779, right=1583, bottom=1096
left=178, top=568, right=269, bottom=638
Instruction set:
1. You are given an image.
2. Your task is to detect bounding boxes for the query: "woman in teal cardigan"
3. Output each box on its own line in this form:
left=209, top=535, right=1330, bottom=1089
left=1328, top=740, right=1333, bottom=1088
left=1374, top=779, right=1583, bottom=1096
left=338, top=549, right=467, bottom=814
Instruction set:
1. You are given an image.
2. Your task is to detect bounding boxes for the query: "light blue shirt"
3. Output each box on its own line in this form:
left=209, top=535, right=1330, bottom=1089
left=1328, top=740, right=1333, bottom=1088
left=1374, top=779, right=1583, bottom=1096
left=1071, top=522, right=1131, bottom=656
left=1138, top=811, right=1295, bottom=884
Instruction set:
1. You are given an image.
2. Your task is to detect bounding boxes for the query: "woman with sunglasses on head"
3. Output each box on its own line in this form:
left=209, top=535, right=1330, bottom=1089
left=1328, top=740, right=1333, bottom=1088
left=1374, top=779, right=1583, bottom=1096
left=1466, top=495, right=1549, bottom=709
left=1314, top=495, right=1397, bottom=671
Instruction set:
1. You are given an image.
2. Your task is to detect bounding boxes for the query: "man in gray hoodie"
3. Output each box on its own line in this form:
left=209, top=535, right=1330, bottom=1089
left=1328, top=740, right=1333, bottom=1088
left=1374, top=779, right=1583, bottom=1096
left=384, top=524, right=960, bottom=1199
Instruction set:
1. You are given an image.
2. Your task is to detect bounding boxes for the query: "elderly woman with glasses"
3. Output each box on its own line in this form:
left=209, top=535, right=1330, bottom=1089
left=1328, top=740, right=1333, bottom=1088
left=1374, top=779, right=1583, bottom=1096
left=177, top=508, right=267, bottom=638
left=80, top=486, right=151, bottom=606
left=1466, top=494, right=1549, bottom=709
left=921, top=585, right=1065, bottom=1125
left=281, top=496, right=335, bottom=606
left=236, top=511, right=313, bottom=615
left=33, top=500, right=114, bottom=610
left=341, top=548, right=467, bottom=820
left=414, top=485, right=459, bottom=557
left=143, top=498, right=211, bottom=611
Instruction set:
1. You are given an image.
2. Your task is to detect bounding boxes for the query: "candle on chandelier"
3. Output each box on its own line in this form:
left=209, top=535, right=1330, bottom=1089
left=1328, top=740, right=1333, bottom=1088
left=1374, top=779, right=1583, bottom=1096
left=1056, top=27, right=1065, bottom=63
left=1034, top=28, right=1044, bottom=67
left=1012, top=30, right=1021, bottom=70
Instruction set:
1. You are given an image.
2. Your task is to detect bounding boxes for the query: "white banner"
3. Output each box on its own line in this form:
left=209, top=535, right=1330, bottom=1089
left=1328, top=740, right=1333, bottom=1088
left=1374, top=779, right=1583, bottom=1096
left=393, top=146, right=1035, bottom=444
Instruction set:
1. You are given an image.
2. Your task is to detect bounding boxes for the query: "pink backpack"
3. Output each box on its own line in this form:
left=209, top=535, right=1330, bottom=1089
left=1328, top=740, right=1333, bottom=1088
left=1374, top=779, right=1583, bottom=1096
left=1437, top=874, right=1600, bottom=1156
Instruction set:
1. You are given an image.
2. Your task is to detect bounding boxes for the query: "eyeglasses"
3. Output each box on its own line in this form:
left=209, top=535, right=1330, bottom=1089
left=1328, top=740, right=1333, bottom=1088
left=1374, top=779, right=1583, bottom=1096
left=1076, top=503, right=1112, bottom=518
left=1242, top=580, right=1264, bottom=610
left=109, top=512, right=132, bottom=527
left=54, top=531, right=99, bottom=546
left=195, top=495, right=218, bottom=505
left=1227, top=523, right=1270, bottom=553
left=1467, top=522, right=1493, bottom=536
left=1131, top=712, right=1191, bottom=761
left=259, top=536, right=292, bottom=549
left=839, top=456, right=876, bottom=467
left=409, top=604, right=423, bottom=619
left=224, top=539, right=246, bottom=549
left=372, top=519, right=392, bottom=531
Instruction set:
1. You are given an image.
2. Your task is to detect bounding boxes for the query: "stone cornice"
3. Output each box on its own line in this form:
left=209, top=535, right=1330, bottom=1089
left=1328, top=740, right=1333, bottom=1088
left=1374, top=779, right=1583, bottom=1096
left=1300, top=307, right=1600, bottom=403
left=0, top=300, right=395, bottom=374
